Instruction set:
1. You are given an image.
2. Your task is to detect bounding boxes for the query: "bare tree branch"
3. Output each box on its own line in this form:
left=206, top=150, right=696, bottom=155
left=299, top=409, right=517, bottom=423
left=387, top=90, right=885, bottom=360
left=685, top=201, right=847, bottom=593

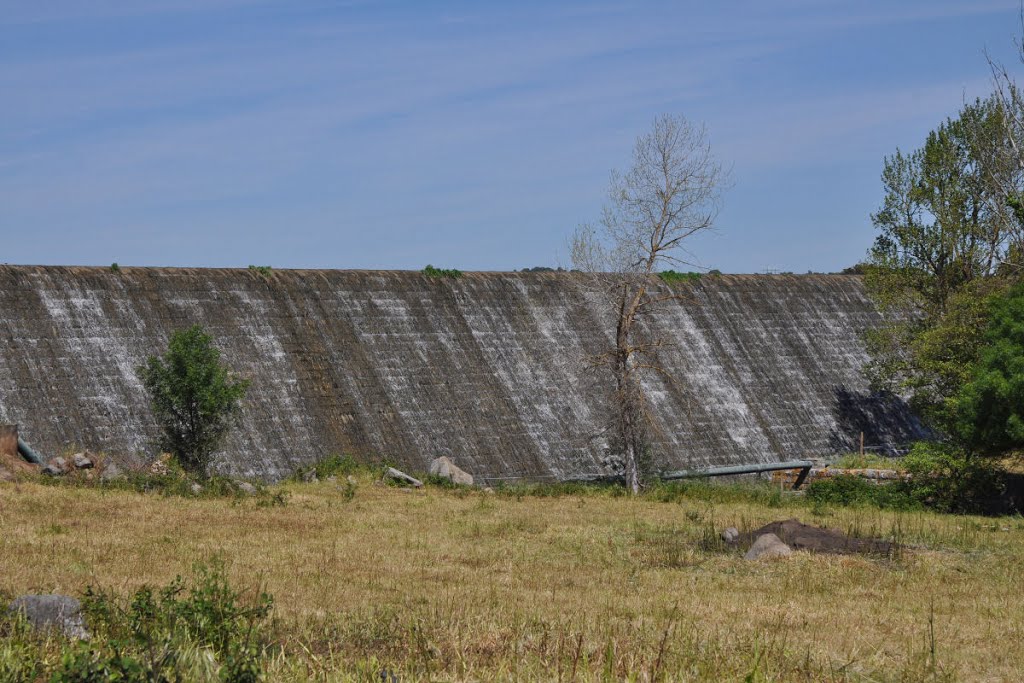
left=571, top=114, right=729, bottom=493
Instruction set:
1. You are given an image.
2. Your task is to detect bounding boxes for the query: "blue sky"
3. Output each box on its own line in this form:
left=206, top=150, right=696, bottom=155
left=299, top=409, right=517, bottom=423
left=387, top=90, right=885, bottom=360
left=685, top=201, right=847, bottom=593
left=1, top=0, right=1020, bottom=273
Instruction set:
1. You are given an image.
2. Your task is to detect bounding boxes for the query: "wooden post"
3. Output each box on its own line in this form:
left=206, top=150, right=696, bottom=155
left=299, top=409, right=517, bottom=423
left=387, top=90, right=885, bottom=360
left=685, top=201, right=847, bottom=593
left=860, top=431, right=864, bottom=456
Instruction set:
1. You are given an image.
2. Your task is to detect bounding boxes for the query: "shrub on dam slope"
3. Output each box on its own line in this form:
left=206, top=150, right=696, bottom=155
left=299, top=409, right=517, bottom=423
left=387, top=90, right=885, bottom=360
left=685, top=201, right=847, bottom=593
left=137, top=325, right=250, bottom=479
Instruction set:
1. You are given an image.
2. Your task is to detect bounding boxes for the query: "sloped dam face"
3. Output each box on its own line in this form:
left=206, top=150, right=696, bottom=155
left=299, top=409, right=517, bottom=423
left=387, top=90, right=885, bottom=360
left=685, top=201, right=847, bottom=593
left=0, top=267, right=927, bottom=482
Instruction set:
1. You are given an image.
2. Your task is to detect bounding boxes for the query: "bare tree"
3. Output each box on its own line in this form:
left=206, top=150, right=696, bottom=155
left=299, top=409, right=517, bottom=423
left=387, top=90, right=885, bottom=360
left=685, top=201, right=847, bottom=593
left=572, top=114, right=728, bottom=494
left=983, top=15, right=1024, bottom=268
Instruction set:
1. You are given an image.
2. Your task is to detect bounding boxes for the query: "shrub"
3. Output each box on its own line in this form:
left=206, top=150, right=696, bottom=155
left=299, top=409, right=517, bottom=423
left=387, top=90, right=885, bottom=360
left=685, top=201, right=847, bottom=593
left=830, top=452, right=901, bottom=469
left=658, top=270, right=702, bottom=283
left=0, top=616, right=40, bottom=682
left=422, top=264, right=462, bottom=279
left=806, top=475, right=916, bottom=510
left=953, top=283, right=1024, bottom=454
left=291, top=454, right=373, bottom=484
left=901, top=442, right=1006, bottom=514
left=312, top=454, right=362, bottom=479
left=51, top=560, right=274, bottom=682
left=110, top=262, right=120, bottom=273
left=137, top=325, right=250, bottom=479
left=247, top=265, right=272, bottom=277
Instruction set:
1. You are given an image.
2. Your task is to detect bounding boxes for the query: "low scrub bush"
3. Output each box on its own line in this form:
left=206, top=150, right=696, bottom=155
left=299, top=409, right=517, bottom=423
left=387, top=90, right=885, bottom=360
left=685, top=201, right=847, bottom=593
left=291, top=454, right=377, bottom=483
left=806, top=475, right=918, bottom=510
left=829, top=452, right=902, bottom=469
left=901, top=442, right=1007, bottom=514
left=421, top=264, right=463, bottom=279
left=658, top=270, right=703, bottom=283
left=1, top=561, right=275, bottom=682
left=37, top=460, right=286, bottom=505
left=809, top=443, right=1007, bottom=514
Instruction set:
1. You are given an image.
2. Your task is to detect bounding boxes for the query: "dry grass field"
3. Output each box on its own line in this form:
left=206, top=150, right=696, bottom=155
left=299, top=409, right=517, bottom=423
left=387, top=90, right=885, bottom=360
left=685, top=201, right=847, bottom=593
left=1, top=475, right=1022, bottom=681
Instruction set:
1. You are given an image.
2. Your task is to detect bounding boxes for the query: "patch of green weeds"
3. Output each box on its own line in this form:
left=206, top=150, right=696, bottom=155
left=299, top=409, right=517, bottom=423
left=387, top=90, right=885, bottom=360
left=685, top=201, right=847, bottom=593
left=658, top=270, right=703, bottom=283
left=421, top=264, right=463, bottom=278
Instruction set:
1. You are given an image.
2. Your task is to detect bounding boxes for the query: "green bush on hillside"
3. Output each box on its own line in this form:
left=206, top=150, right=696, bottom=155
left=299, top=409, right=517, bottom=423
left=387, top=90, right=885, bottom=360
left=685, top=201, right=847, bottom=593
left=900, top=442, right=1006, bottom=514
left=953, top=283, right=1024, bottom=454
left=658, top=270, right=703, bottom=283
left=422, top=264, right=463, bottom=278
left=2, top=561, right=274, bottom=682
left=137, top=325, right=250, bottom=479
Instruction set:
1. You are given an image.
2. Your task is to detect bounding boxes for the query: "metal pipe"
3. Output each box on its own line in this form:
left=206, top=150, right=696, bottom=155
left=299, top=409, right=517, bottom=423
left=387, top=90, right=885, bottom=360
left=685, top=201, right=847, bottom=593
left=565, top=460, right=816, bottom=489
left=17, top=437, right=43, bottom=465
left=659, top=459, right=813, bottom=483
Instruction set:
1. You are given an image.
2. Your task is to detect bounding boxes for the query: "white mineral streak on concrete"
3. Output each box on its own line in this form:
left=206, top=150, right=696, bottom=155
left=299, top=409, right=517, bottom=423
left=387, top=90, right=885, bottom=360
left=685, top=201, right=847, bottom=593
left=37, top=283, right=150, bottom=455
left=647, top=295, right=769, bottom=468
left=455, top=278, right=568, bottom=478
left=222, top=289, right=310, bottom=480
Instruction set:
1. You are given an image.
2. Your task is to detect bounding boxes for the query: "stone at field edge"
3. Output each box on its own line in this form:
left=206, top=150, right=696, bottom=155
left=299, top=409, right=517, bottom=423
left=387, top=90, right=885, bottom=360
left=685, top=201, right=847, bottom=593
left=9, top=595, right=90, bottom=640
left=743, top=533, right=793, bottom=561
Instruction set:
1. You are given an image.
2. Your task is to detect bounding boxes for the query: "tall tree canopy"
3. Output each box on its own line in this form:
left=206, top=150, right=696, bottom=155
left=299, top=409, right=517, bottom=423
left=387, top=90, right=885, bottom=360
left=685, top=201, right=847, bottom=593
left=953, top=283, right=1024, bottom=454
left=864, top=96, right=1024, bottom=429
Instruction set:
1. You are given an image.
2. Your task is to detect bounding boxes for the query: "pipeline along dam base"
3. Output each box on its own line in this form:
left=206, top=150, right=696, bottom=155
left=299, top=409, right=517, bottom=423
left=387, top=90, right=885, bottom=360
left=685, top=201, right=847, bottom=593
left=0, top=266, right=927, bottom=480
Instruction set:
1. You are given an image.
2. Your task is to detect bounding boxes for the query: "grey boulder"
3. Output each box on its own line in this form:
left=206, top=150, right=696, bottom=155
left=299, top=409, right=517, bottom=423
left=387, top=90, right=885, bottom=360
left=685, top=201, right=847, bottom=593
left=99, top=461, right=124, bottom=482
left=9, top=595, right=89, bottom=639
left=72, top=452, right=94, bottom=469
left=721, top=527, right=739, bottom=543
left=236, top=481, right=257, bottom=495
left=429, top=457, right=474, bottom=486
left=743, top=533, right=793, bottom=561
left=42, top=457, right=68, bottom=476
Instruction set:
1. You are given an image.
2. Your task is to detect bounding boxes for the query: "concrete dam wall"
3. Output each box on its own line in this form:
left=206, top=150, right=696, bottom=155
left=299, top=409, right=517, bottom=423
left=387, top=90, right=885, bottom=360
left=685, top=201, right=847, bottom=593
left=0, top=266, right=927, bottom=482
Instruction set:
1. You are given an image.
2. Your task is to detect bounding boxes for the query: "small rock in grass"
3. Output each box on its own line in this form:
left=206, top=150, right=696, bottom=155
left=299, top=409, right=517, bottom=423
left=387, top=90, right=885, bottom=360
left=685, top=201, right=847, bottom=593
left=190, top=482, right=203, bottom=495
left=42, top=457, right=67, bottom=476
left=99, top=461, right=124, bottom=482
left=9, top=595, right=89, bottom=640
left=72, top=452, right=94, bottom=469
left=721, top=527, right=739, bottom=543
left=743, top=533, right=793, bottom=561
left=236, top=481, right=257, bottom=495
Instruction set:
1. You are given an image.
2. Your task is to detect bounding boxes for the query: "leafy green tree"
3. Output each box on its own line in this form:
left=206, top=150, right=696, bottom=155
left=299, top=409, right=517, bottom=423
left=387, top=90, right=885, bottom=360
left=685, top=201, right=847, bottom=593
left=864, top=96, right=1022, bottom=428
left=953, top=283, right=1024, bottom=453
left=138, top=325, right=250, bottom=478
